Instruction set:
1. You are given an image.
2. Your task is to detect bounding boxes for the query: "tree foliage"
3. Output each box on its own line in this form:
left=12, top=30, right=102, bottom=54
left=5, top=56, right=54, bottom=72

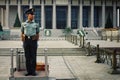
left=63, top=27, right=73, bottom=35
left=0, top=22, right=3, bottom=31
left=13, top=13, right=21, bottom=27
left=105, top=13, right=113, bottom=28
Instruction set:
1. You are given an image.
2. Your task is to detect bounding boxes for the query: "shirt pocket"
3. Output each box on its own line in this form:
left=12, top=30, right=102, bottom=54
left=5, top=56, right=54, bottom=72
left=33, top=23, right=37, bottom=27
left=32, top=24, right=37, bottom=29
left=31, top=24, right=37, bottom=33
left=23, top=23, right=28, bottom=29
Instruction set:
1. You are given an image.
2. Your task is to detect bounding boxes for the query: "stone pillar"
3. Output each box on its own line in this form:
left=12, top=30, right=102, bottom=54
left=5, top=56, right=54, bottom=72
left=113, top=1, right=117, bottom=28
left=79, top=0, right=83, bottom=29
left=52, top=0, right=56, bottom=29
left=18, top=0, right=21, bottom=21
left=117, top=8, right=119, bottom=27
left=90, top=0, right=94, bottom=28
left=41, top=0, right=45, bottom=29
left=1, top=8, right=4, bottom=26
left=102, top=1, right=105, bottom=28
left=95, top=44, right=102, bottom=63
left=5, top=1, right=9, bottom=28
left=29, top=0, right=33, bottom=8
left=67, top=0, right=71, bottom=28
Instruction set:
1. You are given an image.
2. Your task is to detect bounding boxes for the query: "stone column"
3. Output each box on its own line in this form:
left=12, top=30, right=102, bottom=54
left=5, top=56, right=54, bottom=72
left=1, top=8, right=4, bottom=26
left=113, top=1, right=117, bottom=28
left=102, top=1, right=105, bottom=28
left=79, top=0, right=83, bottom=29
left=67, top=0, right=71, bottom=28
left=18, top=0, right=21, bottom=21
left=29, top=0, right=33, bottom=8
left=41, top=0, right=45, bottom=29
left=5, top=1, right=9, bottom=29
left=117, top=8, right=120, bottom=27
left=52, top=0, right=56, bottom=29
left=90, top=0, right=94, bottom=28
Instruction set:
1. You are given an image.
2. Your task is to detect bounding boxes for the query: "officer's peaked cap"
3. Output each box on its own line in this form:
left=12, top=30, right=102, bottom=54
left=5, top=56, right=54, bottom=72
left=25, top=8, right=35, bottom=15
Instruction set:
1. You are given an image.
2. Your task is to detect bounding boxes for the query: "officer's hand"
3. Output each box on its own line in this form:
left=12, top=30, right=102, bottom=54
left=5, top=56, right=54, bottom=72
left=36, top=34, right=39, bottom=41
left=21, top=34, right=25, bottom=42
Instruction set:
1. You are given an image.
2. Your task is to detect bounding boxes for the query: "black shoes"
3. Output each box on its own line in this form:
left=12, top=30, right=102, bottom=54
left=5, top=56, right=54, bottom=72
left=25, top=73, right=31, bottom=76
left=31, top=73, right=37, bottom=76
left=25, top=73, right=37, bottom=76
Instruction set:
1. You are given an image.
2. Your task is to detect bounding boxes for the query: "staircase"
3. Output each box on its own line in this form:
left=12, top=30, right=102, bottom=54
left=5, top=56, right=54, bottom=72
left=9, top=77, right=56, bottom=80
left=0, top=48, right=86, bottom=56
left=85, top=29, right=101, bottom=40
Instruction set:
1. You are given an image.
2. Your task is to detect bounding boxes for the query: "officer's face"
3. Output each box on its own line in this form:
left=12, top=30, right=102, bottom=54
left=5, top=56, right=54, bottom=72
left=27, top=14, right=34, bottom=20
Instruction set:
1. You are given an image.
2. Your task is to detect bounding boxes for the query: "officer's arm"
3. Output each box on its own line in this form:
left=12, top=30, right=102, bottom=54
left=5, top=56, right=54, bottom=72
left=36, top=23, right=40, bottom=40
left=21, top=23, right=25, bottom=41
left=36, top=33, right=39, bottom=40
left=21, top=33, right=25, bottom=41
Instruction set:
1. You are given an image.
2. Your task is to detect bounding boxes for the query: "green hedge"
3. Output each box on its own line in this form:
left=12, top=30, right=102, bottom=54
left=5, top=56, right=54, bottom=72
left=77, top=30, right=85, bottom=37
left=0, top=30, right=10, bottom=40
left=44, top=29, right=51, bottom=37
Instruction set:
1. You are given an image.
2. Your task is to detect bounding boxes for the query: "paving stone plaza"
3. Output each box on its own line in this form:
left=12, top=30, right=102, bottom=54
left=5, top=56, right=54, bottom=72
left=0, top=0, right=120, bottom=80
left=0, top=40, right=120, bottom=80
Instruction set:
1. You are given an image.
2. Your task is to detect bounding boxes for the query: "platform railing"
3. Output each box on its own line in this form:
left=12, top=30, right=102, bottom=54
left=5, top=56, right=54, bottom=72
left=10, top=48, right=49, bottom=79
left=84, top=42, right=96, bottom=56
left=44, top=48, right=49, bottom=77
left=84, top=42, right=120, bottom=74
left=79, top=35, right=85, bottom=48
left=65, top=34, right=85, bottom=48
left=94, top=45, right=120, bottom=74
left=10, top=48, right=14, bottom=77
left=101, top=29, right=120, bottom=42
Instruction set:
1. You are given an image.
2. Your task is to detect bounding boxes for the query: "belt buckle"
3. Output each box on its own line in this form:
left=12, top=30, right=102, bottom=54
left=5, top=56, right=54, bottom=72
left=28, top=36, right=30, bottom=39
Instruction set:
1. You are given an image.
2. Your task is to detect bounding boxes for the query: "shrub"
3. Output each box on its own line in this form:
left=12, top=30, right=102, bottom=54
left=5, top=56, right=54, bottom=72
left=0, top=22, right=3, bottom=31
left=63, top=27, right=73, bottom=35
left=13, top=13, right=21, bottom=27
left=105, top=13, right=113, bottom=28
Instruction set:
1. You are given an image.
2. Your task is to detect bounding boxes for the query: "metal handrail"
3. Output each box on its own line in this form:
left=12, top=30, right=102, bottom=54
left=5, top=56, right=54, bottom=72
left=10, top=48, right=14, bottom=77
left=95, top=45, right=120, bottom=74
left=44, top=48, right=49, bottom=77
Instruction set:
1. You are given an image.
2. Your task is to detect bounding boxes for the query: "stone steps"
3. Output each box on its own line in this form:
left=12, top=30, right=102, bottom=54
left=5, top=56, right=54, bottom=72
left=0, top=48, right=86, bottom=56
left=9, top=77, right=56, bottom=80
left=10, top=37, right=65, bottom=41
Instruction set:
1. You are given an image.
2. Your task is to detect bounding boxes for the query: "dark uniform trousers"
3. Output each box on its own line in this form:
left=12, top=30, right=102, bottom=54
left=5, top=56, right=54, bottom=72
left=23, top=37, right=37, bottom=74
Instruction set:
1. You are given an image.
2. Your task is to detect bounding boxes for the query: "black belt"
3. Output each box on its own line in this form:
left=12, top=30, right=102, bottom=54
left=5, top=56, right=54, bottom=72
left=25, top=35, right=35, bottom=39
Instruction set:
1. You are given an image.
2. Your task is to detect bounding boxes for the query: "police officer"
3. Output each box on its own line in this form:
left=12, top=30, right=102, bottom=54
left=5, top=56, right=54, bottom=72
left=21, top=8, right=39, bottom=76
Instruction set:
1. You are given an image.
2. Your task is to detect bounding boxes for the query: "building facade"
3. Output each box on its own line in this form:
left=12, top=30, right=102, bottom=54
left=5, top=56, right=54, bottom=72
left=0, top=0, right=120, bottom=29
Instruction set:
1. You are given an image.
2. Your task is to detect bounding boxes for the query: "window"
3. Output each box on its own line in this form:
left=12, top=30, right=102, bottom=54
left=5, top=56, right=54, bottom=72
left=56, top=6, right=67, bottom=29
left=23, top=6, right=29, bottom=22
left=94, top=6, right=99, bottom=27
left=33, top=6, right=41, bottom=27
left=45, top=6, right=53, bottom=29
left=83, top=6, right=89, bottom=27
left=23, top=6, right=41, bottom=27
left=71, top=6, right=79, bottom=29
